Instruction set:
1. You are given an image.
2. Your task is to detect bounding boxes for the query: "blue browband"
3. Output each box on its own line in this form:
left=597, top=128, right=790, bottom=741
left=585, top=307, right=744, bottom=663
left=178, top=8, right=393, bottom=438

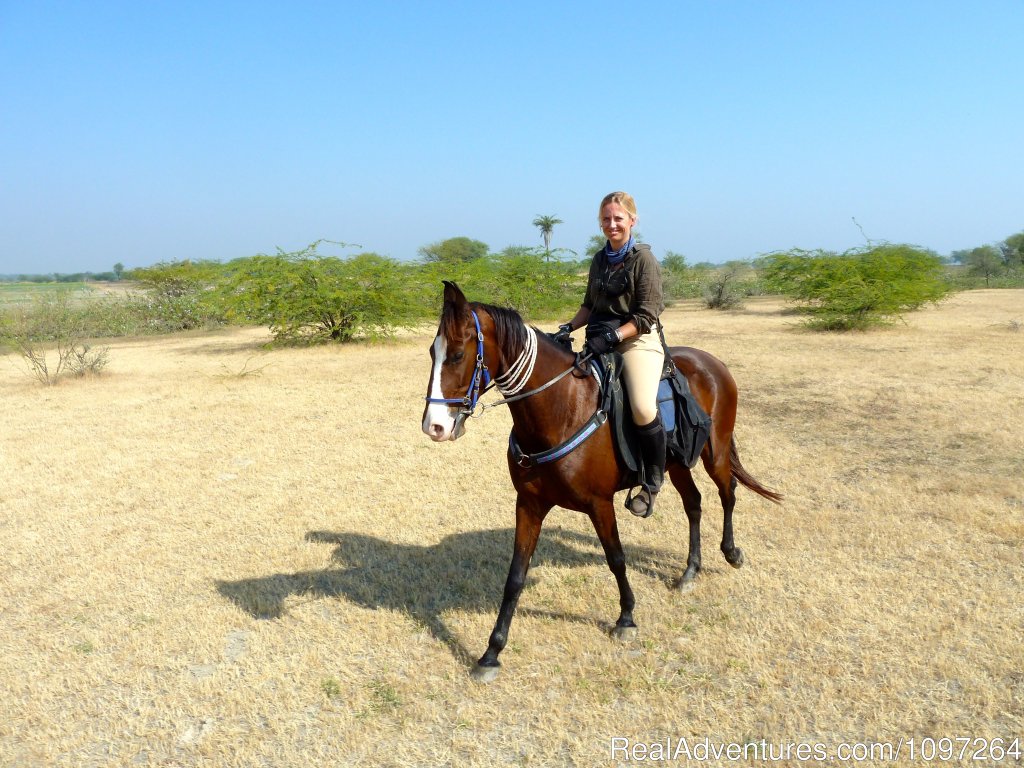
left=425, top=309, right=492, bottom=412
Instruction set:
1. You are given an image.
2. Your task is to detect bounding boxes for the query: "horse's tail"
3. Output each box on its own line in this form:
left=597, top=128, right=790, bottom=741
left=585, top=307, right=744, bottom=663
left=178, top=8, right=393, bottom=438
left=730, top=437, right=783, bottom=504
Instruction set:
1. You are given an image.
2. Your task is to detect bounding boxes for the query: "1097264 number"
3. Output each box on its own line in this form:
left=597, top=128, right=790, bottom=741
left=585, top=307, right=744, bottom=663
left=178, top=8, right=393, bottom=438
left=906, top=736, right=1021, bottom=762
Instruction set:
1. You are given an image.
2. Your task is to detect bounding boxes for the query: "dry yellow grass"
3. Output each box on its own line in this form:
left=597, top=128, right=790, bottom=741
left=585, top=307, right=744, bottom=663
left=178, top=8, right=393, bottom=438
left=1, top=290, right=1022, bottom=767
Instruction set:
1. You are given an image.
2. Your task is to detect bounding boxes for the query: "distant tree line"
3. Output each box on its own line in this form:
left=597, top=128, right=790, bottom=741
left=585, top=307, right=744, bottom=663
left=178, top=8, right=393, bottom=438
left=0, top=263, right=124, bottom=283
left=0, top=240, right=589, bottom=346
left=2, top=227, right=1019, bottom=346
left=948, top=230, right=1024, bottom=288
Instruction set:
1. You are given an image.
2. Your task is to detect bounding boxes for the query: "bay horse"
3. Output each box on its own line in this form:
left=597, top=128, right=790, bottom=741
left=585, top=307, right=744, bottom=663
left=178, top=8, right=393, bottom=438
left=422, top=282, right=781, bottom=681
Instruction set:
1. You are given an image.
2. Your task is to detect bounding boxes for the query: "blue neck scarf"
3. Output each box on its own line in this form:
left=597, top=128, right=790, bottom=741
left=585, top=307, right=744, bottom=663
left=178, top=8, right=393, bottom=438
left=604, top=236, right=634, bottom=265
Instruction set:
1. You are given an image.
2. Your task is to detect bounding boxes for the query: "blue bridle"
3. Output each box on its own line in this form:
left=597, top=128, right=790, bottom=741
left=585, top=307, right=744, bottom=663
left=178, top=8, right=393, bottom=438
left=425, top=306, right=608, bottom=465
left=425, top=309, right=493, bottom=415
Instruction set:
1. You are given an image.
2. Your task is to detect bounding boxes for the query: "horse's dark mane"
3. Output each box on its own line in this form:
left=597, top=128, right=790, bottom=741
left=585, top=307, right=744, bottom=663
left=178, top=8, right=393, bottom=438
left=479, top=303, right=578, bottom=365
left=474, top=303, right=528, bottom=358
left=441, top=301, right=528, bottom=356
left=442, top=299, right=570, bottom=363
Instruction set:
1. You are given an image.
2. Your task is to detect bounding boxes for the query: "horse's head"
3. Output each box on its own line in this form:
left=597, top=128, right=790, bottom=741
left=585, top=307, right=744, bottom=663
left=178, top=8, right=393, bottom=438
left=422, top=281, right=492, bottom=442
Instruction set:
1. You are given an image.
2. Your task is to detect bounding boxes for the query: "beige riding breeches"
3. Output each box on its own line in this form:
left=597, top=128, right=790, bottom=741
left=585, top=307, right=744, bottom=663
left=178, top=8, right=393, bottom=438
left=618, top=329, right=664, bottom=426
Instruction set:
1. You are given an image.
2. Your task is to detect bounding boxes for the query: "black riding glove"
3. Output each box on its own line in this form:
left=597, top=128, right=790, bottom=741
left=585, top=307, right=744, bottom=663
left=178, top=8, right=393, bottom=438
left=551, top=323, right=573, bottom=347
left=585, top=328, right=619, bottom=356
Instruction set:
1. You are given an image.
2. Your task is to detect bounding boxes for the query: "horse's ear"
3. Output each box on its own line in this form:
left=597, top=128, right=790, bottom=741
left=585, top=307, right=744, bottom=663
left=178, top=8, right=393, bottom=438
left=442, top=281, right=468, bottom=312
left=440, top=281, right=470, bottom=339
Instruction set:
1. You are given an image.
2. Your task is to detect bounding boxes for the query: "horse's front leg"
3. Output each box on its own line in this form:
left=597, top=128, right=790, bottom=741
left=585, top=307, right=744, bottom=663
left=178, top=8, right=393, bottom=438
left=473, top=494, right=550, bottom=682
left=589, top=499, right=638, bottom=640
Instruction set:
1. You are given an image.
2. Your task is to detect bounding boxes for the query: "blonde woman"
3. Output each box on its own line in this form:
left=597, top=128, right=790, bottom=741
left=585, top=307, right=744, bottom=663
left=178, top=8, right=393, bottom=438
left=555, top=191, right=666, bottom=517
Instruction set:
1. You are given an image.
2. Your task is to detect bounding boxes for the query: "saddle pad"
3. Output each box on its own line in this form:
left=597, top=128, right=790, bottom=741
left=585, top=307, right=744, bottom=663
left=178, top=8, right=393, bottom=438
left=658, top=378, right=676, bottom=433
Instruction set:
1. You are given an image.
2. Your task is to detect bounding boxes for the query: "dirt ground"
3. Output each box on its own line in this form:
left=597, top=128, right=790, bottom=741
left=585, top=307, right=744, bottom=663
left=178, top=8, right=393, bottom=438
left=1, top=290, right=1021, bottom=766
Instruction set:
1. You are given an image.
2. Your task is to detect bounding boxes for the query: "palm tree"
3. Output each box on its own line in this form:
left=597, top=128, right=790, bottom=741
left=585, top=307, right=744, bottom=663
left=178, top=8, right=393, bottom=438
left=532, top=215, right=563, bottom=257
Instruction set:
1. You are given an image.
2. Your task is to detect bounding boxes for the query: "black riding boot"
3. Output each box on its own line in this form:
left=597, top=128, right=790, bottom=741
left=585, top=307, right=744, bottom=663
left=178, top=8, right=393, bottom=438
left=628, top=415, right=666, bottom=518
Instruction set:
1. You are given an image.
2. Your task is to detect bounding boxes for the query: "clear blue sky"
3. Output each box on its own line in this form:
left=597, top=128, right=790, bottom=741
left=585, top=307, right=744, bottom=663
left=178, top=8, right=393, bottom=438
left=2, top=1, right=1021, bottom=275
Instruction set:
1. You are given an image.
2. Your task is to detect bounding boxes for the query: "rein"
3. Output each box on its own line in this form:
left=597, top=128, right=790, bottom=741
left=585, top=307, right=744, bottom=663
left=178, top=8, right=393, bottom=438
left=482, top=348, right=586, bottom=412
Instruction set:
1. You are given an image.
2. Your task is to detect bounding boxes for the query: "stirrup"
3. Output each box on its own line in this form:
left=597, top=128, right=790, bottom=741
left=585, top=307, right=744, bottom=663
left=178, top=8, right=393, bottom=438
left=626, top=487, right=657, bottom=518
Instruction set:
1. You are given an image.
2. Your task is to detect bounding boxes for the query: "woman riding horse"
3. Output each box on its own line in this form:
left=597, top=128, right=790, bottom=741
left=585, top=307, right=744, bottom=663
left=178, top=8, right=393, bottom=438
left=423, top=280, right=781, bottom=680
left=555, top=191, right=666, bottom=517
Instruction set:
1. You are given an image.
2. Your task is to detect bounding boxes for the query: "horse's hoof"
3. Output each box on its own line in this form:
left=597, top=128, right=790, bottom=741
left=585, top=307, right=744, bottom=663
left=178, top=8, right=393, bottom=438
left=726, top=548, right=745, bottom=569
left=471, top=664, right=500, bottom=683
left=610, top=624, right=638, bottom=642
left=674, top=578, right=696, bottom=594
left=676, top=565, right=700, bottom=590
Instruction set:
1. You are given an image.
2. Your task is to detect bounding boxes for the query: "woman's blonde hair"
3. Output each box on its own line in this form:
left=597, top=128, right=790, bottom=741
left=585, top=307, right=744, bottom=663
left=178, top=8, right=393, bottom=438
left=598, top=191, right=638, bottom=222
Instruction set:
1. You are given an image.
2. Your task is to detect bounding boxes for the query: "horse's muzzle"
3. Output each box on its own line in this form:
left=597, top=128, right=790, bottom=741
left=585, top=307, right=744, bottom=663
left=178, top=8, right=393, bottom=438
left=422, top=407, right=467, bottom=442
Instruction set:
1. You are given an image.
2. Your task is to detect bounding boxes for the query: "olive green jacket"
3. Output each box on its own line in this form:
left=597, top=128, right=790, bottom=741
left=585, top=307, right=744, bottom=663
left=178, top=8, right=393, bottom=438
left=582, top=242, right=665, bottom=334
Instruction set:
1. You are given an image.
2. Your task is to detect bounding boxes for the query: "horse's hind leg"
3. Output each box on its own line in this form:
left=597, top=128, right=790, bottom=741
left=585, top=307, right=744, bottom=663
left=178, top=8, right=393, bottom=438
left=474, top=494, right=551, bottom=682
left=702, top=448, right=744, bottom=569
left=668, top=463, right=703, bottom=588
left=588, top=499, right=637, bottom=640
left=720, top=474, right=744, bottom=568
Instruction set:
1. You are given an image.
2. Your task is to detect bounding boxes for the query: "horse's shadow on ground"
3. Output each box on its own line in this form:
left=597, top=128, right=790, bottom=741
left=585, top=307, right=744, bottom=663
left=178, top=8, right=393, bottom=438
left=216, top=526, right=683, bottom=665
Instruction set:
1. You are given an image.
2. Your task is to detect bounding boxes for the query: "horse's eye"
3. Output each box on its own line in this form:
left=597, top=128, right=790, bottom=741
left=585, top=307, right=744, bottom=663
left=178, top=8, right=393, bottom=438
left=447, top=351, right=464, bottom=365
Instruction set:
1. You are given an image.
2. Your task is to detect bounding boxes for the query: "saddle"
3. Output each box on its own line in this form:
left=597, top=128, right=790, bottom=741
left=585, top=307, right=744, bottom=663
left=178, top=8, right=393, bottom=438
left=593, top=348, right=711, bottom=483
left=508, top=334, right=711, bottom=473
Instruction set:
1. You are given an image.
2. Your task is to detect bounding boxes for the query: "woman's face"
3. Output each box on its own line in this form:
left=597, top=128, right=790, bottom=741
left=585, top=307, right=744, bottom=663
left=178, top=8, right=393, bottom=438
left=600, top=202, right=636, bottom=251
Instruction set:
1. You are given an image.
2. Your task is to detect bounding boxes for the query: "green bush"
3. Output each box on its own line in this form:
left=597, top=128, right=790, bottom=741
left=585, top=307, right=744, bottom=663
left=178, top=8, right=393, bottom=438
left=0, top=291, right=110, bottom=385
left=474, top=249, right=585, bottom=319
left=700, top=261, right=753, bottom=310
left=220, top=243, right=419, bottom=344
left=661, top=252, right=702, bottom=302
left=128, top=260, right=228, bottom=330
left=757, top=245, right=952, bottom=330
left=417, top=248, right=586, bottom=322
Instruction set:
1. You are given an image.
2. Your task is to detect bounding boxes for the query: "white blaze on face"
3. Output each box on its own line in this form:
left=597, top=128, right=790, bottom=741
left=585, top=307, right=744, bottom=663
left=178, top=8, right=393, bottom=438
left=423, top=334, right=456, bottom=441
